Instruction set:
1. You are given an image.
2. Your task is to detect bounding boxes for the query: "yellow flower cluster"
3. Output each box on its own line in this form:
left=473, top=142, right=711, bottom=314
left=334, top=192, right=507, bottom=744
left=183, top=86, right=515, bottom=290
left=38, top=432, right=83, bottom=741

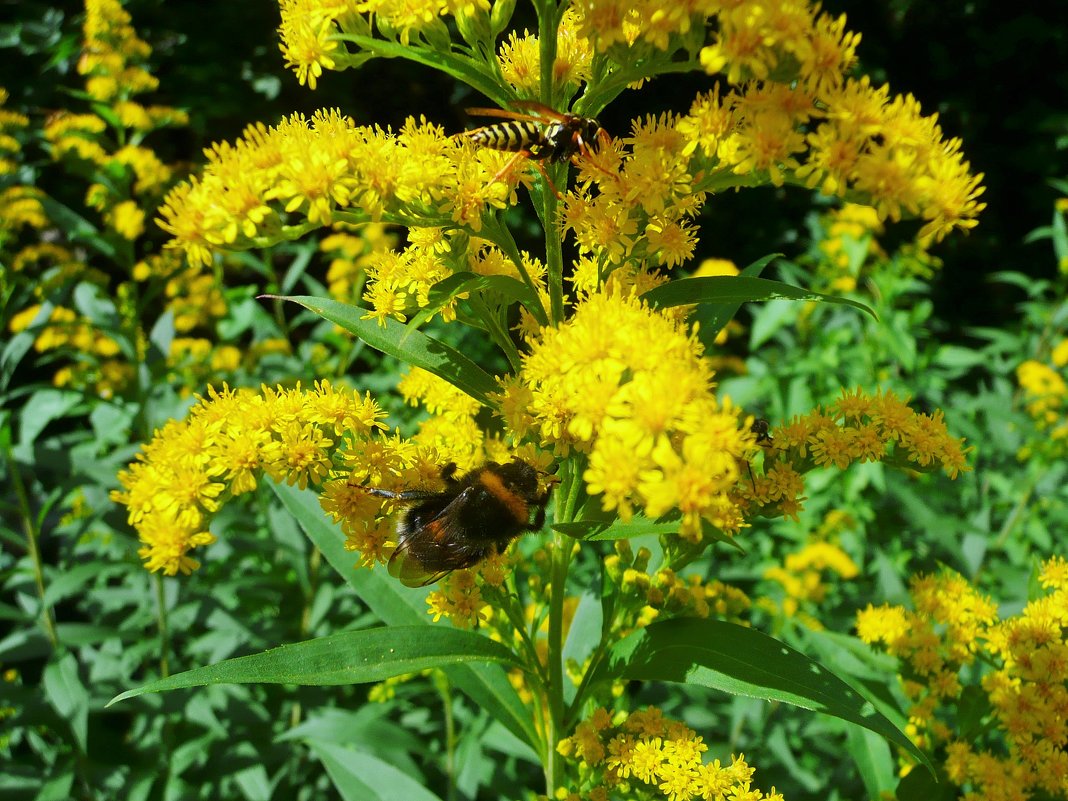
left=0, top=87, right=29, bottom=176
left=569, top=0, right=717, bottom=53
left=113, top=382, right=390, bottom=575
left=279, top=0, right=494, bottom=89
left=47, top=0, right=186, bottom=163
left=505, top=291, right=752, bottom=538
left=321, top=225, right=398, bottom=302
left=80, top=0, right=156, bottom=101
left=857, top=559, right=1068, bottom=799
left=761, top=540, right=859, bottom=627
left=157, top=111, right=514, bottom=268
left=742, top=388, right=971, bottom=520
left=497, top=8, right=593, bottom=95
left=558, top=707, right=784, bottom=801
left=1017, top=350, right=1068, bottom=459
left=564, top=113, right=704, bottom=272
left=8, top=304, right=131, bottom=398
left=0, top=187, right=47, bottom=244
left=556, top=10, right=981, bottom=271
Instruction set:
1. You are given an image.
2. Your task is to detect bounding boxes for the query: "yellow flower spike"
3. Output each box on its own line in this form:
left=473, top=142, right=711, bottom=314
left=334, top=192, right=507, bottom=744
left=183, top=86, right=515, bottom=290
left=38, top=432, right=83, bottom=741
left=858, top=561, right=1068, bottom=798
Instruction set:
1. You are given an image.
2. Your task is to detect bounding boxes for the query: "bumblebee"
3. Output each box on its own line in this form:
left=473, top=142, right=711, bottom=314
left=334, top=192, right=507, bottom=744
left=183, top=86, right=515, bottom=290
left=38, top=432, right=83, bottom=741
left=364, top=459, right=554, bottom=587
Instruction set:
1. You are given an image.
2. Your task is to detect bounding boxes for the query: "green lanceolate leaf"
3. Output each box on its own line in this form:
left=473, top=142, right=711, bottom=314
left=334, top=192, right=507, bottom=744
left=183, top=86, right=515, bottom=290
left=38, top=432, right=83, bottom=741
left=37, top=195, right=119, bottom=261
left=266, top=295, right=500, bottom=406
left=310, top=741, right=445, bottom=801
left=591, top=618, right=931, bottom=771
left=641, top=275, right=877, bottom=320
left=269, top=481, right=541, bottom=750
left=108, top=625, right=520, bottom=705
left=690, top=253, right=778, bottom=344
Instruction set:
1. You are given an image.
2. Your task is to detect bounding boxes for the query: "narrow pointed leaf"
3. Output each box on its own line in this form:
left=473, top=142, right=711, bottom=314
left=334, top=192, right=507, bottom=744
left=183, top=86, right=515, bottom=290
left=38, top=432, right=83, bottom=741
left=267, top=295, right=499, bottom=406
left=108, top=626, right=520, bottom=705
left=270, top=481, right=540, bottom=749
left=642, top=275, right=876, bottom=320
left=310, top=742, right=444, bottom=801
left=592, top=618, right=930, bottom=770
left=692, top=253, right=778, bottom=343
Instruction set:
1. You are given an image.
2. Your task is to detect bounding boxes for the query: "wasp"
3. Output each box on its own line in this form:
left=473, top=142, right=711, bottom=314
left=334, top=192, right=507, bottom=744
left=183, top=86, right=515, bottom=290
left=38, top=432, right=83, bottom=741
left=363, top=459, right=555, bottom=587
left=455, top=101, right=611, bottom=190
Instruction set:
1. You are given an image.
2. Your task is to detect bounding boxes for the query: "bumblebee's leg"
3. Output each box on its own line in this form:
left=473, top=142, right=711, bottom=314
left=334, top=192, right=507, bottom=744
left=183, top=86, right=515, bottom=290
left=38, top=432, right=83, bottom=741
left=441, top=462, right=459, bottom=484
left=358, top=486, right=441, bottom=502
left=528, top=491, right=553, bottom=531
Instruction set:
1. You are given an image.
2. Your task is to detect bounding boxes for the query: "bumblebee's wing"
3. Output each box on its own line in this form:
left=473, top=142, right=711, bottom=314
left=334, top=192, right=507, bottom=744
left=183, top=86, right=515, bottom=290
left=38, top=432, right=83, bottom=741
left=387, top=487, right=476, bottom=588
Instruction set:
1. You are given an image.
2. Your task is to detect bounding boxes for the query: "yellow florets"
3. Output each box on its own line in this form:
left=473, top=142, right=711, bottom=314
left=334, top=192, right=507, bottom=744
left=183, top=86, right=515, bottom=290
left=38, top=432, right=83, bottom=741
left=560, top=707, right=783, bottom=801
left=157, top=112, right=508, bottom=269
left=515, top=291, right=750, bottom=538
left=112, top=381, right=396, bottom=575
left=857, top=560, right=1068, bottom=799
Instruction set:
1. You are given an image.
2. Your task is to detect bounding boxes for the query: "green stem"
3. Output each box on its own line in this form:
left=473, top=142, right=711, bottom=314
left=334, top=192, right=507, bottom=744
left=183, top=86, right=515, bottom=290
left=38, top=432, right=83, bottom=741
left=544, top=529, right=571, bottom=794
left=470, top=295, right=522, bottom=372
left=480, top=215, right=549, bottom=326
left=536, top=1, right=562, bottom=107
left=543, top=458, right=580, bottom=794
left=433, top=671, right=458, bottom=801
left=153, top=572, right=171, bottom=678
left=5, top=444, right=58, bottom=648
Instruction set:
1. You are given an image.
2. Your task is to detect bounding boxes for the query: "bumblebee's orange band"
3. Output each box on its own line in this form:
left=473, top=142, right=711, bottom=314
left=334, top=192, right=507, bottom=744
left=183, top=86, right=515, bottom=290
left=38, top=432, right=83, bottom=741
left=480, top=471, right=527, bottom=522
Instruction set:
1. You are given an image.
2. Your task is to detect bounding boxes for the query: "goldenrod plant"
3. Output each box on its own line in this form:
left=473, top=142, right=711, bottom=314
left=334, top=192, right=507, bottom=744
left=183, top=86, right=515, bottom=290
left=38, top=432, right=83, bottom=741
left=5, top=1, right=1064, bottom=800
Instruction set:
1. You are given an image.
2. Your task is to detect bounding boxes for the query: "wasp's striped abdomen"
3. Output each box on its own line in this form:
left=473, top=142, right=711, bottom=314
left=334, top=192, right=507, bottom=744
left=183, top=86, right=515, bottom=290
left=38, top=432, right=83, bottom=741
left=463, top=120, right=547, bottom=154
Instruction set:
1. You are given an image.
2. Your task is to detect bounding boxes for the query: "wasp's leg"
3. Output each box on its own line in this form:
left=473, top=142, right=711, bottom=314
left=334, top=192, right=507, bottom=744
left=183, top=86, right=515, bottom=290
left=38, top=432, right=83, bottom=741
left=528, top=159, right=565, bottom=200
left=486, top=148, right=534, bottom=188
left=484, top=150, right=564, bottom=200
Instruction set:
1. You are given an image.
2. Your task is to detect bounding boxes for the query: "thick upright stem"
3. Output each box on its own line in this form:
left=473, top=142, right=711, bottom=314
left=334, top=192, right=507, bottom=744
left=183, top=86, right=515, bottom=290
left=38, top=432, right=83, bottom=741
left=544, top=529, right=572, bottom=793
left=6, top=446, right=59, bottom=648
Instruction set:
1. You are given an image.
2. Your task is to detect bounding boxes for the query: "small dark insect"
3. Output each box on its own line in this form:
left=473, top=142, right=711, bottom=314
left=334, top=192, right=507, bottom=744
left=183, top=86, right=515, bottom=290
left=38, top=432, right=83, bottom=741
left=454, top=100, right=611, bottom=189
left=751, top=418, right=773, bottom=446
left=746, top=418, right=775, bottom=490
left=363, top=459, right=554, bottom=587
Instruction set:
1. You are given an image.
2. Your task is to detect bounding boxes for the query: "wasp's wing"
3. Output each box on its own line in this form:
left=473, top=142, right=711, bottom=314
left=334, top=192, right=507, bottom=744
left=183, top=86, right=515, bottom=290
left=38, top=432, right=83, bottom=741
left=386, top=487, right=476, bottom=588
left=509, top=100, right=566, bottom=120
left=463, top=103, right=562, bottom=125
